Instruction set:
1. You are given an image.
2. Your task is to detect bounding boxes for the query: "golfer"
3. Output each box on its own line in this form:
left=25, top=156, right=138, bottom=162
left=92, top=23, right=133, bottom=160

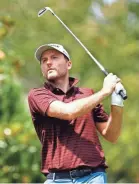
left=28, top=44, right=125, bottom=184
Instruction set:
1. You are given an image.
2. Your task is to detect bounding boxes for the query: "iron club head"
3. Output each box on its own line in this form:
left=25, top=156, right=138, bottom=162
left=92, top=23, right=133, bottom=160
left=38, top=7, right=54, bottom=17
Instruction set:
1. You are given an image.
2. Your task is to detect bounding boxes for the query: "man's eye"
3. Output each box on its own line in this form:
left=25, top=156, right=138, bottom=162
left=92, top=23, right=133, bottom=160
left=42, top=59, right=46, bottom=63
left=53, top=56, right=58, bottom=59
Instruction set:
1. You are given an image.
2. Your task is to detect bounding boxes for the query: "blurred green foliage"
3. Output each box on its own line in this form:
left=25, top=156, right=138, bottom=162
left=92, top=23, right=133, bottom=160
left=0, top=0, right=139, bottom=183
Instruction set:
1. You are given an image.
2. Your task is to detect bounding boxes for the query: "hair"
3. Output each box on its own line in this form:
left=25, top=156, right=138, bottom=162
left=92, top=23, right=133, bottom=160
left=64, top=55, right=69, bottom=61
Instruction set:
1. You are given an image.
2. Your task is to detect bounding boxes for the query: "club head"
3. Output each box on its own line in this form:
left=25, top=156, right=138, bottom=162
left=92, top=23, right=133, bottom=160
left=38, top=7, right=53, bottom=17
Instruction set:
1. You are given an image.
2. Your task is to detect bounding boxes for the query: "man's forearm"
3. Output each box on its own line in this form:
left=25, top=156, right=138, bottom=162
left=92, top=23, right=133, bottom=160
left=47, top=89, right=109, bottom=120
left=68, top=90, right=108, bottom=119
left=47, top=73, right=123, bottom=120
left=102, top=105, right=123, bottom=143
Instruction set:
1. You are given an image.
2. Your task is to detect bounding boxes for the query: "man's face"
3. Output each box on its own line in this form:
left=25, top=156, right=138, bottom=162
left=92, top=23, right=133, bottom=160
left=40, top=49, right=72, bottom=81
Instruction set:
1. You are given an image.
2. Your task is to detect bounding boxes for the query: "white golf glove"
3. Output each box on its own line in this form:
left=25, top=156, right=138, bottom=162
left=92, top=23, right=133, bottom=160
left=111, top=83, right=126, bottom=107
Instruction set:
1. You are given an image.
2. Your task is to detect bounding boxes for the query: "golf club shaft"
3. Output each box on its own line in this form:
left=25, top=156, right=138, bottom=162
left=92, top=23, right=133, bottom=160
left=38, top=7, right=127, bottom=100
left=52, top=12, right=109, bottom=76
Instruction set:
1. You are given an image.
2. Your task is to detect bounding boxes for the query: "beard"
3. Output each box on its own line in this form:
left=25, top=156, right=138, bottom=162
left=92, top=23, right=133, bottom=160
left=46, top=69, right=67, bottom=82
left=47, top=70, right=58, bottom=81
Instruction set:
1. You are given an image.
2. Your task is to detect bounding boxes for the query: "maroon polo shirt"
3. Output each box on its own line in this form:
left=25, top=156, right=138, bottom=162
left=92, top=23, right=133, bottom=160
left=28, top=77, right=109, bottom=174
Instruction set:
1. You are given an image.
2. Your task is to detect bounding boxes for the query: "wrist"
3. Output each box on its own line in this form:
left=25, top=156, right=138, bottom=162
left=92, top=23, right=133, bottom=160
left=100, top=88, right=111, bottom=98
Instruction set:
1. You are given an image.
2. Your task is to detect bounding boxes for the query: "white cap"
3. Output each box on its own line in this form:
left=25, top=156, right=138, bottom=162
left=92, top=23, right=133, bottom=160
left=35, top=43, right=70, bottom=62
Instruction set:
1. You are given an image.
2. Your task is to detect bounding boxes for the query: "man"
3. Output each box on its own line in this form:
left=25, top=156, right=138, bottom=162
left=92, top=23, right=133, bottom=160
left=28, top=43, right=125, bottom=183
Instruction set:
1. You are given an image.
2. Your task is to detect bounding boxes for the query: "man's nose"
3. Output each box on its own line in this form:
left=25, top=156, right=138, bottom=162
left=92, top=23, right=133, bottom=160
left=46, top=59, right=52, bottom=66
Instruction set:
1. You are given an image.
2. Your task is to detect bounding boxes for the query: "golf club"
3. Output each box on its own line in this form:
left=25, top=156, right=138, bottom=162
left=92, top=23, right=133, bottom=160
left=38, top=7, right=127, bottom=100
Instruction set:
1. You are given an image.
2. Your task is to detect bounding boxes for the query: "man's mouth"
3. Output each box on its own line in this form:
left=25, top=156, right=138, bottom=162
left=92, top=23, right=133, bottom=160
left=47, top=69, right=56, bottom=73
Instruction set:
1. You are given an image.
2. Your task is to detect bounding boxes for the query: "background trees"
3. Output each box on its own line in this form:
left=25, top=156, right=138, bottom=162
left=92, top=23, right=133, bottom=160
left=0, top=0, right=139, bottom=182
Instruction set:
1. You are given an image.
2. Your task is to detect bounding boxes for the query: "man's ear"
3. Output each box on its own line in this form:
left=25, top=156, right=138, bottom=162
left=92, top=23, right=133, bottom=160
left=67, top=60, right=72, bottom=70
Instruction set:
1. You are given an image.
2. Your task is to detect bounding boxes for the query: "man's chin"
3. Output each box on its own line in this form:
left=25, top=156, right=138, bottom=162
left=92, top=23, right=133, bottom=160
left=47, top=74, right=58, bottom=81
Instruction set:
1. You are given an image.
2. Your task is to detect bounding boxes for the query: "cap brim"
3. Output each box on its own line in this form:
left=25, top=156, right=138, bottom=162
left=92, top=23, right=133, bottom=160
left=35, top=45, right=55, bottom=62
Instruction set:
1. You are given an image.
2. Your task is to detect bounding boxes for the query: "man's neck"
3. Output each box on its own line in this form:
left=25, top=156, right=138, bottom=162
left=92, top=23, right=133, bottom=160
left=48, top=77, right=70, bottom=93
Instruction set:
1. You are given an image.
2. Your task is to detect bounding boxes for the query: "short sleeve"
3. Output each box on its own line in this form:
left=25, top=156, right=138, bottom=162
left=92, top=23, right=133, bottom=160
left=28, top=88, right=58, bottom=116
left=93, top=104, right=109, bottom=123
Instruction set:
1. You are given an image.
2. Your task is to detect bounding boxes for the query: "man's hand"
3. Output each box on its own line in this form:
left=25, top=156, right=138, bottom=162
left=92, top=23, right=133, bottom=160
left=111, top=83, right=126, bottom=107
left=101, top=73, right=121, bottom=96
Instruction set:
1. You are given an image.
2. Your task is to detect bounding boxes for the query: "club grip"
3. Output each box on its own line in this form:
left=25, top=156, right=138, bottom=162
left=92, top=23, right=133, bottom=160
left=103, top=70, right=128, bottom=100
left=119, top=90, right=128, bottom=100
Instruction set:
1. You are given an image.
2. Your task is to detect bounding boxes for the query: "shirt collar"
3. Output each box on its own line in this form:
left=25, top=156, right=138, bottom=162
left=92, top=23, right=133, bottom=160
left=44, top=77, right=79, bottom=94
